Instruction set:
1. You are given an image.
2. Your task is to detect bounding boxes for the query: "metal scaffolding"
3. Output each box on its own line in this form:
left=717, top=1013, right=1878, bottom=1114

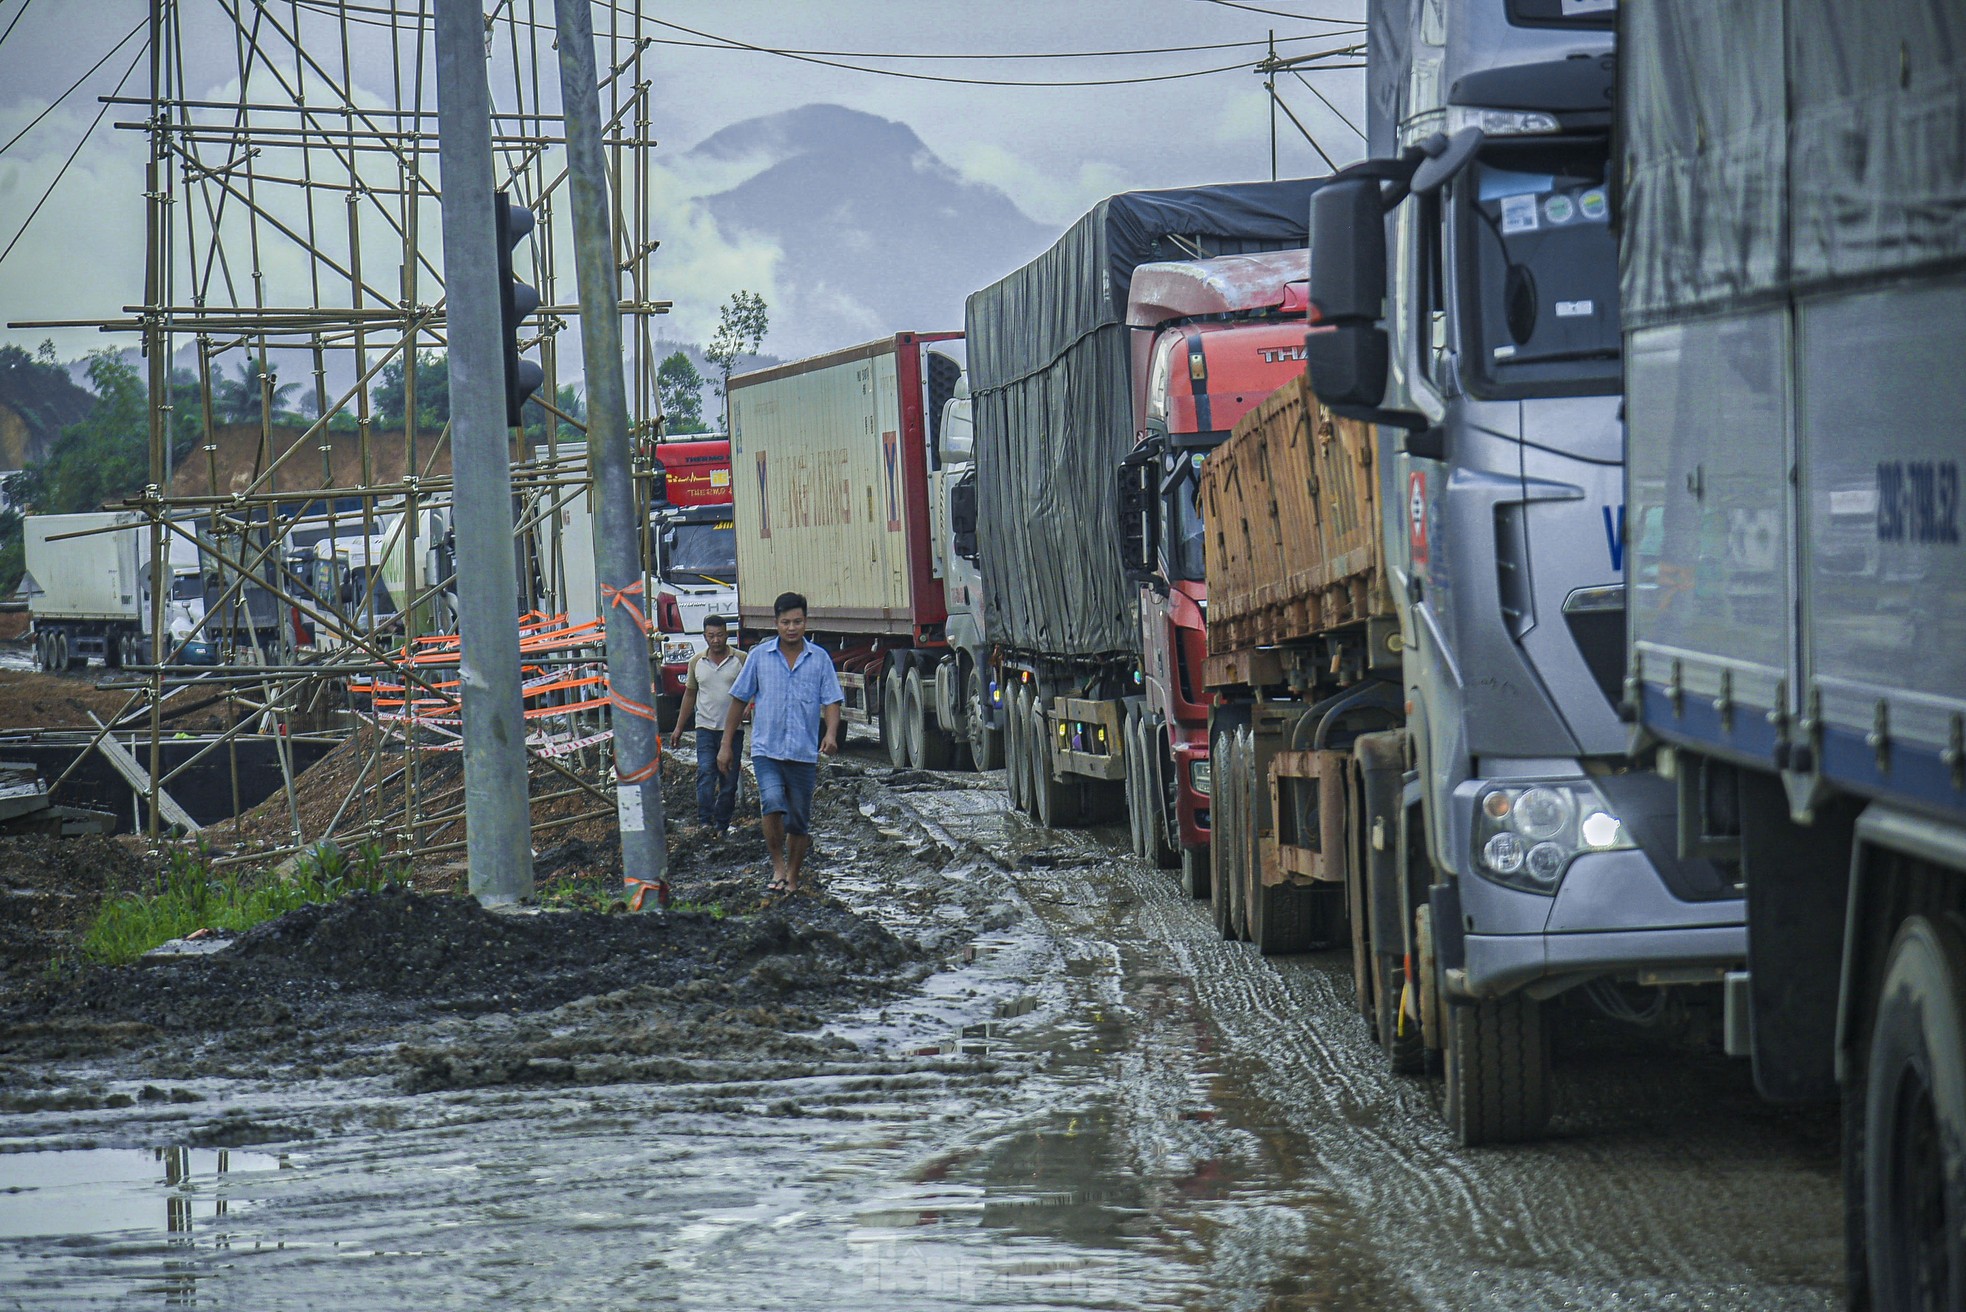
left=23, top=0, right=674, bottom=866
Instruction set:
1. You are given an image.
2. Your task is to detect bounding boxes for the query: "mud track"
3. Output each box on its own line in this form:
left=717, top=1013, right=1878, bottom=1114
left=0, top=754, right=1844, bottom=1308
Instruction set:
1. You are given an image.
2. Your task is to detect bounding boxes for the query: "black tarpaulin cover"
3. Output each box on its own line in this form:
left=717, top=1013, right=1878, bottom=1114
left=967, top=180, right=1318, bottom=660
left=1622, top=0, right=1966, bottom=328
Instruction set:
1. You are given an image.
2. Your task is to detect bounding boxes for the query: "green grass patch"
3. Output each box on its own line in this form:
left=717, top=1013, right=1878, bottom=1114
left=80, top=842, right=401, bottom=966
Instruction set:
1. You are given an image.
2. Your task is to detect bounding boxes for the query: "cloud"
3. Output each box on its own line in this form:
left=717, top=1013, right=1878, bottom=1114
left=0, top=99, right=149, bottom=361
left=937, top=140, right=1124, bottom=229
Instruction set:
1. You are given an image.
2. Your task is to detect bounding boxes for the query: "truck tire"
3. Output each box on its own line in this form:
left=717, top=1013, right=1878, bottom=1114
left=32, top=633, right=49, bottom=673
left=906, top=667, right=956, bottom=770
left=882, top=658, right=910, bottom=769
left=1212, top=730, right=1248, bottom=941
left=1248, top=878, right=1319, bottom=955
left=1376, top=951, right=1426, bottom=1074
left=966, top=666, right=1001, bottom=773
left=58, top=631, right=81, bottom=670
left=1181, top=844, right=1211, bottom=900
left=1444, top=993, right=1552, bottom=1146
left=1005, top=684, right=1030, bottom=813
left=1863, top=914, right=1966, bottom=1312
left=104, top=632, right=123, bottom=670
left=1032, top=700, right=1083, bottom=828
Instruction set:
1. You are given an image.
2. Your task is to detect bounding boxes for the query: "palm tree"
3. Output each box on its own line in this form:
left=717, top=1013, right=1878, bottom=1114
left=212, top=357, right=302, bottom=425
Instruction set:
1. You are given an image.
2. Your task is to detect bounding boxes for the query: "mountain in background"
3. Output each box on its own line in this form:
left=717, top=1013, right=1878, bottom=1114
left=690, top=104, right=1055, bottom=356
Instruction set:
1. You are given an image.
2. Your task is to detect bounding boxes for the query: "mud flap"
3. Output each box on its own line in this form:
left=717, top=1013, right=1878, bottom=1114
left=1739, top=770, right=1859, bottom=1102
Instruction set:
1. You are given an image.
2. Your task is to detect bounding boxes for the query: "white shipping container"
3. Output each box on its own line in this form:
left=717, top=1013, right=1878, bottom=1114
left=24, top=511, right=145, bottom=621
left=730, top=336, right=953, bottom=636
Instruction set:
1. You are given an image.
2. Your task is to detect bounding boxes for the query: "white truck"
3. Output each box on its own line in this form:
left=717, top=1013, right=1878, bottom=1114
left=24, top=512, right=208, bottom=670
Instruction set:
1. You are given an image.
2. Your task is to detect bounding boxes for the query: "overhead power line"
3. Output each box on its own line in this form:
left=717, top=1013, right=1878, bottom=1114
left=0, top=37, right=147, bottom=269
left=1193, top=0, right=1366, bottom=24
left=290, top=0, right=1336, bottom=86
left=0, top=20, right=146, bottom=158
left=0, top=0, right=34, bottom=51
left=302, top=0, right=1354, bottom=66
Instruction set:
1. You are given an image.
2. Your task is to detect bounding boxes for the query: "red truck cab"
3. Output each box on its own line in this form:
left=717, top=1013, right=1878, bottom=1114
left=648, top=439, right=736, bottom=712
left=1125, top=251, right=1312, bottom=860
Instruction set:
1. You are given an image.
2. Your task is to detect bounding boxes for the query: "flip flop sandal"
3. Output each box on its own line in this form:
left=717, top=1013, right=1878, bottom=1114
left=765, top=878, right=791, bottom=896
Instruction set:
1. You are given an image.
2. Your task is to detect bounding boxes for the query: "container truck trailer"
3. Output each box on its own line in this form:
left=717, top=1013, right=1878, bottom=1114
left=965, top=179, right=1319, bottom=860
left=24, top=512, right=210, bottom=669
left=727, top=333, right=982, bottom=768
left=1620, top=0, right=1966, bottom=1299
left=1201, top=0, right=1748, bottom=1147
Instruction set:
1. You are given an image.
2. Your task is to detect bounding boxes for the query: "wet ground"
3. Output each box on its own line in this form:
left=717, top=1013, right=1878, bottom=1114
left=0, top=750, right=1843, bottom=1309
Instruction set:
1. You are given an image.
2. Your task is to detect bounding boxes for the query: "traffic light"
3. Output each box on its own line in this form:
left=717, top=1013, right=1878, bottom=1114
left=493, top=190, right=546, bottom=427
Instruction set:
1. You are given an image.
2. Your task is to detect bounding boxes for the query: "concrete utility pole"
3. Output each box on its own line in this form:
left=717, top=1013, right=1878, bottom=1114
left=433, top=0, right=535, bottom=905
left=552, top=0, right=668, bottom=901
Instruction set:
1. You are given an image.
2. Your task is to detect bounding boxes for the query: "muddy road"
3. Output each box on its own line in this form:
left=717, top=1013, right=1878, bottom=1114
left=0, top=756, right=1842, bottom=1308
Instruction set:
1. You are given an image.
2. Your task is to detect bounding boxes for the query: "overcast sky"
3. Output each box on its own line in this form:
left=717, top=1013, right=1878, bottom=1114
left=0, top=0, right=1367, bottom=364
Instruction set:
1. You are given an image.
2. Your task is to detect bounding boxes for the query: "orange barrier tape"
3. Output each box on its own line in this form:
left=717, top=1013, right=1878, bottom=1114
left=623, top=875, right=669, bottom=912
left=600, top=579, right=651, bottom=635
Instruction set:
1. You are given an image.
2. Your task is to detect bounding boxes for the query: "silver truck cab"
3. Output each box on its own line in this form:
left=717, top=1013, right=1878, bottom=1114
left=1311, top=0, right=1746, bottom=1140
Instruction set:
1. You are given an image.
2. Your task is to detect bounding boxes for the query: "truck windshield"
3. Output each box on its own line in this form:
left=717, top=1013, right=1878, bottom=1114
left=664, top=521, right=737, bottom=583
left=1459, top=138, right=1621, bottom=398
left=1166, top=453, right=1207, bottom=583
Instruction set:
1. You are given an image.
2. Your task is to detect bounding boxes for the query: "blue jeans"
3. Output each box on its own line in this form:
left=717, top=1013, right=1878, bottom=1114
left=752, top=756, right=817, bottom=836
left=695, top=727, right=742, bottom=832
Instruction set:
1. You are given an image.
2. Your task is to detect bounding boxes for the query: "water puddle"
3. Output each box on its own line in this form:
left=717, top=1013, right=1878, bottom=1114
left=0, top=1146, right=290, bottom=1240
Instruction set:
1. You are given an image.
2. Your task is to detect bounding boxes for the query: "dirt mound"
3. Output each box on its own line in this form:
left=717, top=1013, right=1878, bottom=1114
left=0, top=668, right=237, bottom=732
left=8, top=882, right=917, bottom=1030
left=0, top=833, right=155, bottom=992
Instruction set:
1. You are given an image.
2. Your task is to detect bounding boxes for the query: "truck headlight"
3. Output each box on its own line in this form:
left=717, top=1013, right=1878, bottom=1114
left=1188, top=759, right=1211, bottom=798
left=1447, top=105, right=1559, bottom=136
left=661, top=640, right=694, bottom=665
left=1473, top=779, right=1633, bottom=894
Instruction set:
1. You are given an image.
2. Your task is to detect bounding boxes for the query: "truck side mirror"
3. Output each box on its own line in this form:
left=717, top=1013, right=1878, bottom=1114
left=1306, top=176, right=1391, bottom=410
left=949, top=471, right=979, bottom=561
left=1116, top=439, right=1161, bottom=586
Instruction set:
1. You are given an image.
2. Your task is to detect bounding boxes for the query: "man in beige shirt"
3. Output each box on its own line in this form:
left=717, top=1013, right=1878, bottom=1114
left=672, top=616, right=746, bottom=833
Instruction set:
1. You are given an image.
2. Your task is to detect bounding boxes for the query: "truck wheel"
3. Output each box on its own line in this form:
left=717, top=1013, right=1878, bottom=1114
left=104, top=632, right=123, bottom=670
left=1863, top=914, right=1966, bottom=1312
left=966, top=666, right=1001, bottom=773
left=1181, top=844, right=1211, bottom=900
left=1376, top=951, right=1426, bottom=1074
left=1211, top=731, right=1247, bottom=941
left=1032, top=701, right=1083, bottom=828
left=59, top=631, right=81, bottom=670
left=1444, top=993, right=1552, bottom=1146
left=1233, top=727, right=1261, bottom=943
left=1248, top=878, right=1319, bottom=955
left=1005, top=685, right=1030, bottom=813
left=906, top=667, right=956, bottom=770
left=32, top=633, right=48, bottom=673
left=882, top=659, right=910, bottom=769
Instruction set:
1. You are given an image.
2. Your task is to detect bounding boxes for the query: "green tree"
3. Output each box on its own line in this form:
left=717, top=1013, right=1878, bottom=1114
left=0, top=351, right=200, bottom=590
left=522, top=381, right=586, bottom=445
left=210, top=356, right=303, bottom=426
left=704, top=290, right=768, bottom=435
left=656, top=351, right=708, bottom=434
left=371, top=350, right=451, bottom=430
